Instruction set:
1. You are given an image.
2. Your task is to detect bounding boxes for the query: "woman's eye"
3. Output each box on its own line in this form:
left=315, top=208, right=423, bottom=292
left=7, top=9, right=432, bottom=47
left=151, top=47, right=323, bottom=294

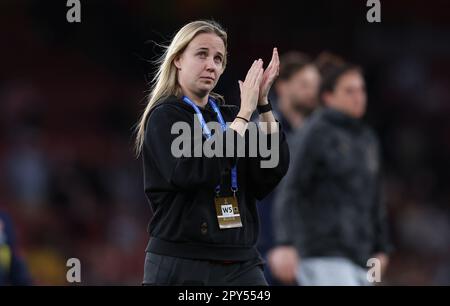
left=214, top=56, right=223, bottom=63
left=198, top=52, right=207, bottom=58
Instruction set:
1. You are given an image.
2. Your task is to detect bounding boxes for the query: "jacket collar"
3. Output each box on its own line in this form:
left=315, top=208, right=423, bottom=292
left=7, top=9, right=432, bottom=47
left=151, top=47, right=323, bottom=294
left=320, top=107, right=362, bottom=129
left=159, top=95, right=222, bottom=115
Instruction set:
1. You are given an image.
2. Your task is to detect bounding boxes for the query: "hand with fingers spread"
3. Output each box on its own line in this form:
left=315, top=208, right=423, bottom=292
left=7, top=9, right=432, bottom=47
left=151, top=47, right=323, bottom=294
left=237, top=59, right=264, bottom=119
left=259, top=48, right=280, bottom=105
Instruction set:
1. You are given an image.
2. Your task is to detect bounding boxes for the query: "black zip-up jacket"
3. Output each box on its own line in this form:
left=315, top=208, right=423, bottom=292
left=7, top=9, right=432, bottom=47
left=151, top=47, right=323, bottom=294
left=143, top=95, right=290, bottom=261
left=274, top=107, right=391, bottom=267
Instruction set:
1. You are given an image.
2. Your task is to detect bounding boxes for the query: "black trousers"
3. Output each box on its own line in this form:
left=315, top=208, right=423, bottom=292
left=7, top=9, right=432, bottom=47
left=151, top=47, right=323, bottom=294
left=143, top=252, right=268, bottom=286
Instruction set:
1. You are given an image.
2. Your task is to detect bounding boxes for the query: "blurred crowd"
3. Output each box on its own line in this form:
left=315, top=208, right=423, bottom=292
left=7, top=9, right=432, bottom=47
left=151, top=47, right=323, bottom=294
left=0, top=78, right=149, bottom=284
left=1, top=0, right=449, bottom=285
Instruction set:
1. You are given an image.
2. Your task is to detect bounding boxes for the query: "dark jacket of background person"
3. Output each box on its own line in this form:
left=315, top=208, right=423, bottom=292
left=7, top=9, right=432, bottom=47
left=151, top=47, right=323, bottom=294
left=274, top=107, right=391, bottom=267
left=256, top=101, right=296, bottom=257
left=143, top=95, right=290, bottom=262
left=0, top=212, right=32, bottom=285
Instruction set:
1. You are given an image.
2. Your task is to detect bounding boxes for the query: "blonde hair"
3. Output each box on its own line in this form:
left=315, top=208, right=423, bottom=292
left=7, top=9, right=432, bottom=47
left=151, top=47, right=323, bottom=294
left=134, top=20, right=228, bottom=156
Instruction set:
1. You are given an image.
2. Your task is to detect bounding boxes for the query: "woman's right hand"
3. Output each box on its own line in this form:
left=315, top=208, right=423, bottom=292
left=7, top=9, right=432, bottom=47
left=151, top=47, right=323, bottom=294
left=238, top=59, right=264, bottom=119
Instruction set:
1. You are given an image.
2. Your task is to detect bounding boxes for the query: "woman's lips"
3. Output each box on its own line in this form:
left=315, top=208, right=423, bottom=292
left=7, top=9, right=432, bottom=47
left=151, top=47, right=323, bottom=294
left=200, top=76, right=215, bottom=81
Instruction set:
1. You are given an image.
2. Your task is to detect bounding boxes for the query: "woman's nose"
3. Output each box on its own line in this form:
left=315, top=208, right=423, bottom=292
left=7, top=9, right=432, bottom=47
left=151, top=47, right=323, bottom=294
left=205, top=57, right=216, bottom=71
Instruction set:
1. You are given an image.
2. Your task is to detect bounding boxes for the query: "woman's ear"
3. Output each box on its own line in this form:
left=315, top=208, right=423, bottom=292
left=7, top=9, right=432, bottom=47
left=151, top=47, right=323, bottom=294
left=174, top=55, right=182, bottom=70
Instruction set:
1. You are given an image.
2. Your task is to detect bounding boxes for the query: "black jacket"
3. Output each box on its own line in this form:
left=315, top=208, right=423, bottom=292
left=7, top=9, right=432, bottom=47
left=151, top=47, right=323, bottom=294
left=274, top=107, right=391, bottom=267
left=143, top=95, right=290, bottom=261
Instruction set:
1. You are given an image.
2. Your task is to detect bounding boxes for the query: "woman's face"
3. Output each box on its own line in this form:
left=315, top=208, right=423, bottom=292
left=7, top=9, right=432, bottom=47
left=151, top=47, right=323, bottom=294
left=174, top=32, right=226, bottom=99
left=324, top=70, right=367, bottom=119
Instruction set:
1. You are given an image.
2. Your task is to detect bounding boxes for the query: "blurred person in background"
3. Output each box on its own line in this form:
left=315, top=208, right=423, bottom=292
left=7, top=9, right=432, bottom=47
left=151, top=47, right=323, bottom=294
left=269, top=58, right=392, bottom=286
left=271, top=51, right=321, bottom=134
left=0, top=211, right=32, bottom=285
left=134, top=20, right=289, bottom=285
left=256, top=51, right=321, bottom=285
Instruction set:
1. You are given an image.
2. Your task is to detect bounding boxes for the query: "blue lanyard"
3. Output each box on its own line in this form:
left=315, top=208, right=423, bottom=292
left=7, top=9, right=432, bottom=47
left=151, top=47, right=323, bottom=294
left=182, top=95, right=238, bottom=195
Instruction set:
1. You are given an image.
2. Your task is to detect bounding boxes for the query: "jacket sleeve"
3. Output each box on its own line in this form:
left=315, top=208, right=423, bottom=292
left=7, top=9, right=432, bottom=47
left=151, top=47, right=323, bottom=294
left=372, top=181, right=392, bottom=254
left=371, top=142, right=393, bottom=254
left=246, top=121, right=290, bottom=201
left=272, top=125, right=324, bottom=246
left=144, top=105, right=243, bottom=191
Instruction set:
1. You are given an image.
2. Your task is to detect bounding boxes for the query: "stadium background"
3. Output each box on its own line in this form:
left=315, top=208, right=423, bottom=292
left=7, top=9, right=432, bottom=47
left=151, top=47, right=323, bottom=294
left=0, top=0, right=449, bottom=285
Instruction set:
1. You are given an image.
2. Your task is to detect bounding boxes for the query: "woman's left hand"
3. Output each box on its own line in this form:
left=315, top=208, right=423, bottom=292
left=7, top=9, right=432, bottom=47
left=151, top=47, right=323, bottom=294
left=259, top=47, right=280, bottom=104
